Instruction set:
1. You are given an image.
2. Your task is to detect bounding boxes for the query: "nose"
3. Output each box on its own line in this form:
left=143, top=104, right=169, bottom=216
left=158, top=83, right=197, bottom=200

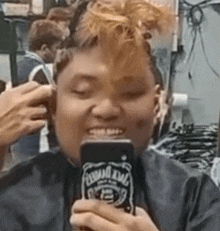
left=91, top=98, right=121, bottom=121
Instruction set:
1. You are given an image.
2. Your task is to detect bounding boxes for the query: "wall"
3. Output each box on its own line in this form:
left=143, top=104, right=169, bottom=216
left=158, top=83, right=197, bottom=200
left=0, top=53, right=25, bottom=83
left=0, top=54, right=10, bottom=82
left=172, top=3, right=220, bottom=125
left=0, top=18, right=28, bottom=83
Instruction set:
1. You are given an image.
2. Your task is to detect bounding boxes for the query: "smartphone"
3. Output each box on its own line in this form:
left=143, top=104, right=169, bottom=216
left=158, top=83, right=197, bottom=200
left=80, top=139, right=135, bottom=214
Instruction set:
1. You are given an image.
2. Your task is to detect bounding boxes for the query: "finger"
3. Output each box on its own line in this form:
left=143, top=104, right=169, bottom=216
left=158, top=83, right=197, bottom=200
left=70, top=212, right=118, bottom=231
left=9, top=120, right=47, bottom=144
left=135, top=207, right=159, bottom=231
left=28, top=106, right=48, bottom=120
left=26, top=85, right=54, bottom=106
left=20, top=120, right=47, bottom=136
left=72, top=199, right=125, bottom=224
left=136, top=207, right=148, bottom=217
left=14, top=81, right=41, bottom=94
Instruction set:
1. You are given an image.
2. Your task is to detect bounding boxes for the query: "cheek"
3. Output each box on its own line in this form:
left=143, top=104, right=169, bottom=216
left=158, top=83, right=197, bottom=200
left=135, top=105, right=156, bottom=129
left=125, top=98, right=156, bottom=149
left=56, top=96, right=76, bottom=125
left=134, top=109, right=155, bottom=134
left=54, top=93, right=88, bottom=161
left=136, top=120, right=146, bottom=129
left=127, top=98, right=155, bottom=128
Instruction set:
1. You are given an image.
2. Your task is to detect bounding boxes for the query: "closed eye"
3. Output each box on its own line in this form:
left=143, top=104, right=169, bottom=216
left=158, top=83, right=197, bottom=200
left=72, top=89, right=87, bottom=95
left=71, top=84, right=92, bottom=97
left=71, top=88, right=94, bottom=99
left=122, top=90, right=146, bottom=98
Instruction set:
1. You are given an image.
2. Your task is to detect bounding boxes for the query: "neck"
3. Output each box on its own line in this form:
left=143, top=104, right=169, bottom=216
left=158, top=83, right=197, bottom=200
left=28, top=50, right=46, bottom=63
left=34, top=50, right=46, bottom=62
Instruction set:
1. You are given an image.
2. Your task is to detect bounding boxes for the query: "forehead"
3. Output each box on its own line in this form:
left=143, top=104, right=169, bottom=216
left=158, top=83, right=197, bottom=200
left=58, top=46, right=155, bottom=87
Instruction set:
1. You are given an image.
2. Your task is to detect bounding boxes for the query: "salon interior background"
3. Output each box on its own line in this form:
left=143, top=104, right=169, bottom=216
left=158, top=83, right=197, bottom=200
left=0, top=0, right=220, bottom=126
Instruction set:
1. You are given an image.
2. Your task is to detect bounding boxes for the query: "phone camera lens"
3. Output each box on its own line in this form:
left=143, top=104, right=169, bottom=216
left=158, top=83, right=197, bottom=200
left=121, top=155, right=127, bottom=161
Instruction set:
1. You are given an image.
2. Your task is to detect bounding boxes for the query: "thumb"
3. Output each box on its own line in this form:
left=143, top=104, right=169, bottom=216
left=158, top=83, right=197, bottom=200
left=136, top=207, right=148, bottom=217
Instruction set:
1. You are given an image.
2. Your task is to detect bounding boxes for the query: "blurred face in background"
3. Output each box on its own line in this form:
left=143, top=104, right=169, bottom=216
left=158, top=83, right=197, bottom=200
left=43, top=41, right=61, bottom=63
left=54, top=46, right=160, bottom=165
left=57, top=20, right=71, bottom=38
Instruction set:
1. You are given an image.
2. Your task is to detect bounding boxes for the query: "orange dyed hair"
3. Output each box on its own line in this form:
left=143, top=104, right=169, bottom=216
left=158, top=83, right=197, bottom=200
left=55, top=0, right=174, bottom=82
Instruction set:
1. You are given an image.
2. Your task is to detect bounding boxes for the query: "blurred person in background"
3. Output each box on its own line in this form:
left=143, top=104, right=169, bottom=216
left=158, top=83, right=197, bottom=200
left=15, top=19, right=64, bottom=86
left=10, top=20, right=64, bottom=167
left=46, top=7, right=73, bottom=39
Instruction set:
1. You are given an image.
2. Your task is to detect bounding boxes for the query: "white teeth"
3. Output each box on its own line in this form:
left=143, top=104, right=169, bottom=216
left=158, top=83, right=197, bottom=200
left=88, top=128, right=123, bottom=136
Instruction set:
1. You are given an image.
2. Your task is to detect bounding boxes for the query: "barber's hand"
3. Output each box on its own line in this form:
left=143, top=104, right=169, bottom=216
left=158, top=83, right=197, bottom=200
left=0, top=81, right=54, bottom=147
left=70, top=199, right=159, bottom=231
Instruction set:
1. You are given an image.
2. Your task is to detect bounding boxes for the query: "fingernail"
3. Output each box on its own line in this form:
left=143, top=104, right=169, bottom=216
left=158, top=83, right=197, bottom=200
left=42, top=107, right=48, bottom=113
left=43, top=85, right=52, bottom=90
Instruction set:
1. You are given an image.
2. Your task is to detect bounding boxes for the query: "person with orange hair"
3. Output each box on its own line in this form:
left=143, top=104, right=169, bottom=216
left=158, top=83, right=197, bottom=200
left=0, top=0, right=220, bottom=230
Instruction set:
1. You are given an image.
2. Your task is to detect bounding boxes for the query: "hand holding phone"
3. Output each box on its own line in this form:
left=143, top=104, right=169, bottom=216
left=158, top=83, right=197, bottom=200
left=80, top=139, right=135, bottom=214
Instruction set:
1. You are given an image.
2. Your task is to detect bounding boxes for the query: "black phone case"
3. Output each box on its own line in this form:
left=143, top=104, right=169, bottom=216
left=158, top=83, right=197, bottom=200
left=80, top=139, right=135, bottom=214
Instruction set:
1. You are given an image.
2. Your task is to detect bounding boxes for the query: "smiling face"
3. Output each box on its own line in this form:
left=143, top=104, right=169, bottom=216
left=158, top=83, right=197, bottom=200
left=54, top=46, right=160, bottom=165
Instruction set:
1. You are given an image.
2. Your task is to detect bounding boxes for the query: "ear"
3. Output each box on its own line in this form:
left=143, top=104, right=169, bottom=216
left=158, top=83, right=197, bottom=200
left=153, top=84, right=161, bottom=126
left=41, top=44, right=49, bottom=53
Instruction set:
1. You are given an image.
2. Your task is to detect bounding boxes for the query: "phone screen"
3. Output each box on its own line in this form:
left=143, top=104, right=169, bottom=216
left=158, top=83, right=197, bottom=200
left=80, top=139, right=135, bottom=214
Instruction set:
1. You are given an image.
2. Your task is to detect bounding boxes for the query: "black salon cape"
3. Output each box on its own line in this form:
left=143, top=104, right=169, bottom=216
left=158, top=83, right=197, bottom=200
left=0, top=149, right=220, bottom=231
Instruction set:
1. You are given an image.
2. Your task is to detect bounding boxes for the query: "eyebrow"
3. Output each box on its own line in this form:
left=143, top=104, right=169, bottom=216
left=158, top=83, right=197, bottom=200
left=69, top=73, right=147, bottom=86
left=71, top=73, right=99, bottom=82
